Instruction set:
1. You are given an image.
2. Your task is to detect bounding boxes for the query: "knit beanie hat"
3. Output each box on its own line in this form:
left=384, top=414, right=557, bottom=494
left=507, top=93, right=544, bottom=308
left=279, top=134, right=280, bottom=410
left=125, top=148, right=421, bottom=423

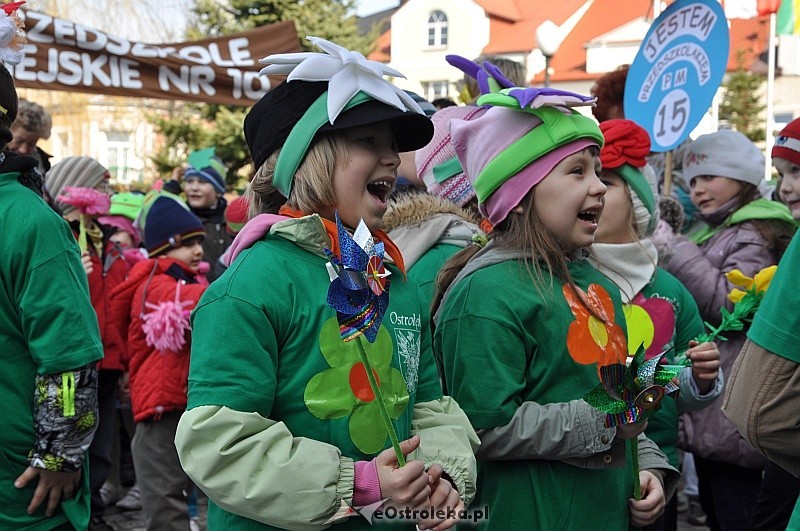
left=599, top=119, right=659, bottom=236
left=184, top=149, right=227, bottom=194
left=98, top=215, right=141, bottom=247
left=773, top=117, right=800, bottom=167
left=144, top=196, right=205, bottom=257
left=244, top=36, right=433, bottom=198
left=47, top=156, right=109, bottom=215
left=682, top=129, right=765, bottom=187
left=450, top=97, right=603, bottom=225
left=415, top=105, right=486, bottom=207
left=225, top=195, right=249, bottom=235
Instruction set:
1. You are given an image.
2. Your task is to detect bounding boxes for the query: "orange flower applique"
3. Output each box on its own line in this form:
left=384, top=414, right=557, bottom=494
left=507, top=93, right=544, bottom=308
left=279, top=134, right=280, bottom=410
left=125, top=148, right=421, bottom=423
left=563, top=283, right=627, bottom=369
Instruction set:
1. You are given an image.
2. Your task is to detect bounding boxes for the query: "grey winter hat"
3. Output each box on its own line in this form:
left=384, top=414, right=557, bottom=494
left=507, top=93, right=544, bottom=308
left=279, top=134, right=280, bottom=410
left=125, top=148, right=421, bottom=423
left=682, top=130, right=765, bottom=187
left=47, top=156, right=109, bottom=215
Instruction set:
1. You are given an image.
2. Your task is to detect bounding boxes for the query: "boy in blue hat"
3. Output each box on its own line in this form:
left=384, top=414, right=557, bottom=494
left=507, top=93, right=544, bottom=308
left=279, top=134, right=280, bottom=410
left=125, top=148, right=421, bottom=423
left=183, top=149, right=230, bottom=281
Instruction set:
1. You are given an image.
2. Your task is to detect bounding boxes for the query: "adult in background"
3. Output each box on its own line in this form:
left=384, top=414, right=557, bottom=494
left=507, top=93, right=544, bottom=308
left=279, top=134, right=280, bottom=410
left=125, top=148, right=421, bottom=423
left=8, top=98, right=53, bottom=175
left=0, top=64, right=103, bottom=530
left=182, top=153, right=231, bottom=282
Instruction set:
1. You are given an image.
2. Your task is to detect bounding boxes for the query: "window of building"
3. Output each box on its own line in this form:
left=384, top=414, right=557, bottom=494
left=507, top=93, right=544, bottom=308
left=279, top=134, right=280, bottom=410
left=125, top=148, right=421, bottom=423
left=104, top=130, right=134, bottom=185
left=427, top=10, right=448, bottom=47
left=421, top=80, right=449, bottom=101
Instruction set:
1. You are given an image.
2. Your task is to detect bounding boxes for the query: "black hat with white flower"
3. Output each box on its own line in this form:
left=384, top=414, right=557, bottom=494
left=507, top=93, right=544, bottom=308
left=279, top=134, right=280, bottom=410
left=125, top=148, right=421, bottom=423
left=244, top=37, right=433, bottom=198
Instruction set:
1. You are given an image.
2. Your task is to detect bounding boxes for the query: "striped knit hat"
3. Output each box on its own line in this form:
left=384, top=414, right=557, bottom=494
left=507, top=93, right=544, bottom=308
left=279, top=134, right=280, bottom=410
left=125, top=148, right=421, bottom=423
left=47, top=156, right=108, bottom=215
left=144, top=196, right=205, bottom=257
left=416, top=105, right=486, bottom=207
left=773, top=117, right=800, bottom=167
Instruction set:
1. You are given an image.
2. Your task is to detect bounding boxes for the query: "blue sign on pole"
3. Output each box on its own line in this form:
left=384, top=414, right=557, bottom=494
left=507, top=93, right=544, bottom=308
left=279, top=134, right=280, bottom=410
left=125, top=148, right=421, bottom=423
left=625, top=0, right=729, bottom=152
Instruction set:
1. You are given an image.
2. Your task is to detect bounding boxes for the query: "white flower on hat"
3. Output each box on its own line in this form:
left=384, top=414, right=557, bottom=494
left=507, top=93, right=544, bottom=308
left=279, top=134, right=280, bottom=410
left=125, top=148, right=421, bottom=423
left=258, top=36, right=423, bottom=123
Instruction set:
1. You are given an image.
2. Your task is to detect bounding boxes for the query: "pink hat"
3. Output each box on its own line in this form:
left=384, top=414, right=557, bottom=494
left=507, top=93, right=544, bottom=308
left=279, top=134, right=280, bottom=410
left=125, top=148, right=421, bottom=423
left=416, top=105, right=487, bottom=206
left=98, top=214, right=142, bottom=247
left=451, top=106, right=598, bottom=225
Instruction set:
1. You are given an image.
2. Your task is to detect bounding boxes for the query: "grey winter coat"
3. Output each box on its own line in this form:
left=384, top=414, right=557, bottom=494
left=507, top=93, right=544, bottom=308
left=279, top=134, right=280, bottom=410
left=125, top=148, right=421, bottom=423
left=666, top=220, right=775, bottom=469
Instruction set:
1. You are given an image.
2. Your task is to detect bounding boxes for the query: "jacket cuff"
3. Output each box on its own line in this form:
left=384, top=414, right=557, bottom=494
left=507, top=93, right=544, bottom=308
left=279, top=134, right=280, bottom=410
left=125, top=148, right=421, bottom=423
left=677, top=366, right=725, bottom=412
left=30, top=364, right=98, bottom=472
left=353, top=459, right=382, bottom=507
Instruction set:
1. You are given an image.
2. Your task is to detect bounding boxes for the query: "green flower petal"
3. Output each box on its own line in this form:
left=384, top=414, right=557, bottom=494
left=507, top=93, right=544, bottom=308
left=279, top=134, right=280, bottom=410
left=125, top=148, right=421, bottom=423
left=305, top=367, right=355, bottom=420
left=376, top=366, right=410, bottom=419
left=350, top=401, right=388, bottom=455
left=319, top=317, right=393, bottom=368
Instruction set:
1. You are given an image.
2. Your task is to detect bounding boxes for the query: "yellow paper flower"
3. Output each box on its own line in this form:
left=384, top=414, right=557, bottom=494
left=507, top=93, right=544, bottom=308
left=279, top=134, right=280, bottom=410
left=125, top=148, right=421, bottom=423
left=726, top=266, right=777, bottom=303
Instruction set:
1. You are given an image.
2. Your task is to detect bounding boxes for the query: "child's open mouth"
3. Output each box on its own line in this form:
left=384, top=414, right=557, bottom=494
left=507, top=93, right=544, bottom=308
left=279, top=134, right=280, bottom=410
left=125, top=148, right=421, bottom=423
left=367, top=180, right=393, bottom=204
left=577, top=206, right=601, bottom=226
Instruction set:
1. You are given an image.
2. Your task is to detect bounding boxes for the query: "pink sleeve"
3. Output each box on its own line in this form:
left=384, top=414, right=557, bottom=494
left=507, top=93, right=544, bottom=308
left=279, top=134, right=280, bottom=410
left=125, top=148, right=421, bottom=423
left=353, top=459, right=382, bottom=507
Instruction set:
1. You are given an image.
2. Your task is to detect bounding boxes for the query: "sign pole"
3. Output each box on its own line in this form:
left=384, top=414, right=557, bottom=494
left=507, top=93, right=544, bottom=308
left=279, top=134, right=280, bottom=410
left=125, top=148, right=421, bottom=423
left=765, top=12, right=777, bottom=182
left=663, top=150, right=673, bottom=196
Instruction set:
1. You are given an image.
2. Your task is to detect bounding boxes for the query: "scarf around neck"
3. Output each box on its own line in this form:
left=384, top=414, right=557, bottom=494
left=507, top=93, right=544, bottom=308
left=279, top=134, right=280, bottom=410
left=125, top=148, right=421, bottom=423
left=588, top=239, right=658, bottom=303
left=224, top=205, right=406, bottom=274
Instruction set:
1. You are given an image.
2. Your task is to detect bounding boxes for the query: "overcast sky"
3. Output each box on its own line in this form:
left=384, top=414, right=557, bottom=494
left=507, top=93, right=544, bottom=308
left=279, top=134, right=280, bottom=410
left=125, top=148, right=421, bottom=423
left=356, top=0, right=400, bottom=17
left=25, top=0, right=399, bottom=42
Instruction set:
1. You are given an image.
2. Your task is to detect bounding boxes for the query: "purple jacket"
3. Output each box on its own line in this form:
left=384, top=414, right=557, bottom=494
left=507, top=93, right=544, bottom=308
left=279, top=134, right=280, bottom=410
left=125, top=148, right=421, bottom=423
left=666, top=220, right=775, bottom=469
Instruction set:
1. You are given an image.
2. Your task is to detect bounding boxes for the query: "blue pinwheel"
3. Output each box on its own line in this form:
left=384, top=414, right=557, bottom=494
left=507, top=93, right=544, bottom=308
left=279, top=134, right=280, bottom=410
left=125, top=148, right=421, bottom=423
left=325, top=214, right=391, bottom=343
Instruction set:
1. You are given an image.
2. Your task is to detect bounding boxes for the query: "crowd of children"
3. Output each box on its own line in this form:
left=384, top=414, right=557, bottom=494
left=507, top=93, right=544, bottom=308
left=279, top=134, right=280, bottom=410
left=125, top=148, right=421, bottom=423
left=6, top=31, right=800, bottom=531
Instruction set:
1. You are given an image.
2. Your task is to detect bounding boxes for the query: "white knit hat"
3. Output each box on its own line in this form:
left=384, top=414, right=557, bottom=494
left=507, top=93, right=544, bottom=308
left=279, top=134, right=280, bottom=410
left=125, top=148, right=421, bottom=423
left=682, top=130, right=765, bottom=187
left=631, top=164, right=660, bottom=238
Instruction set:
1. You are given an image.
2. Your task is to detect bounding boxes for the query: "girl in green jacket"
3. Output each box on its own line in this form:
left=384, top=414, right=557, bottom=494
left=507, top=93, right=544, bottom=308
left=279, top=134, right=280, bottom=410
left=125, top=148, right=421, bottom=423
left=174, top=37, right=479, bottom=531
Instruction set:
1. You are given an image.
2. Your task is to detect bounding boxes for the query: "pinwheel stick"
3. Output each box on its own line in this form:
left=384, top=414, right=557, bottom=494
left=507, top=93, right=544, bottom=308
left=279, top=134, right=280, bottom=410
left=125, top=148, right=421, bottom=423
left=355, top=336, right=406, bottom=467
left=630, top=437, right=641, bottom=500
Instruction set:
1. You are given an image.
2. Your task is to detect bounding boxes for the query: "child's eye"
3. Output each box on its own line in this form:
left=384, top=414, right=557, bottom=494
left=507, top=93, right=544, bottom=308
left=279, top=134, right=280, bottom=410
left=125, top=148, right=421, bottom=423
left=358, top=137, right=376, bottom=145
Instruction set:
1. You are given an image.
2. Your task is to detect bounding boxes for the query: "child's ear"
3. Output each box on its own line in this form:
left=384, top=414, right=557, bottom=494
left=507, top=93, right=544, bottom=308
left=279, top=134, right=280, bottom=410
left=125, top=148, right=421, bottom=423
left=512, top=205, right=525, bottom=215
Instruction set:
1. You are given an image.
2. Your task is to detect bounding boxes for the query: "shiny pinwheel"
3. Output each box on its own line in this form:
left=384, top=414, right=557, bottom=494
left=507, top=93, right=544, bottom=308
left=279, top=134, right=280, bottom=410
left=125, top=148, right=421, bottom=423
left=583, top=344, right=683, bottom=499
left=325, top=215, right=391, bottom=343
left=325, top=214, right=405, bottom=464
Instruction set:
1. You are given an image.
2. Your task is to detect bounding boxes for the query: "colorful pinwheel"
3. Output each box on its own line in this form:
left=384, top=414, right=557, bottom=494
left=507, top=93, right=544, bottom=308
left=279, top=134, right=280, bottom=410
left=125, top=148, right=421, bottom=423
left=325, top=214, right=405, bottom=464
left=583, top=344, right=683, bottom=500
left=325, top=215, right=391, bottom=343
left=57, top=186, right=111, bottom=252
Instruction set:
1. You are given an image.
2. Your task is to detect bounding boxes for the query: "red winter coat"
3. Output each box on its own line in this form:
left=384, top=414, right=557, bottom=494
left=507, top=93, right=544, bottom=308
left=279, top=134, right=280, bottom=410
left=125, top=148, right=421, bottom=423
left=109, top=258, right=206, bottom=422
left=82, top=228, right=129, bottom=371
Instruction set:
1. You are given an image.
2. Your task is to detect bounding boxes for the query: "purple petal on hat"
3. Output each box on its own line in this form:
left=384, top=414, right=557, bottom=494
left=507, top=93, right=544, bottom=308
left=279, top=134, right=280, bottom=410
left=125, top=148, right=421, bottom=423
left=481, top=61, right=515, bottom=89
left=446, top=55, right=481, bottom=79
left=475, top=70, right=491, bottom=97
left=507, top=87, right=595, bottom=109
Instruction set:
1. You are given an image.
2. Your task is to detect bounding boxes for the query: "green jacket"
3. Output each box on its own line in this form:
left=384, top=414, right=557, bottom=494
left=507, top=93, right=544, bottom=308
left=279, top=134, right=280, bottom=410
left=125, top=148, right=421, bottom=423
left=434, top=246, right=673, bottom=530
left=0, top=171, right=103, bottom=530
left=175, top=214, right=478, bottom=530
